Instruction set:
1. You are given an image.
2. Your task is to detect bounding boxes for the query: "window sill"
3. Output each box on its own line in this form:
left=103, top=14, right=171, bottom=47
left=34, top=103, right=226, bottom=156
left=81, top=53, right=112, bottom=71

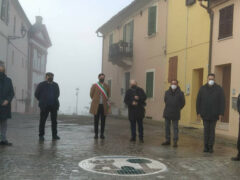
left=218, top=36, right=233, bottom=42
left=145, top=32, right=157, bottom=39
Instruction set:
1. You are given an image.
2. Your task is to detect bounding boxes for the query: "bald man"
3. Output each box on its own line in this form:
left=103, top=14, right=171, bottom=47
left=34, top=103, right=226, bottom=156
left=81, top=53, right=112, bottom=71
left=124, top=80, right=147, bottom=143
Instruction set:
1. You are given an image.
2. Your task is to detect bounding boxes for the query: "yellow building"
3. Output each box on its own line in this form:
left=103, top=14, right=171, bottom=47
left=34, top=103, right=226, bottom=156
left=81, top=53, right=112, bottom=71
left=166, top=0, right=210, bottom=128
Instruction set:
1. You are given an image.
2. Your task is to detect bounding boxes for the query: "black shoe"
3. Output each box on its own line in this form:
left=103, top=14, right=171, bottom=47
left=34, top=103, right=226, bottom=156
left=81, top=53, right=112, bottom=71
left=173, top=142, right=178, bottom=148
left=203, top=145, right=209, bottom=153
left=39, top=136, right=45, bottom=142
left=52, top=135, right=60, bottom=141
left=162, top=141, right=171, bottom=146
left=130, top=138, right=136, bottom=142
left=0, top=141, right=12, bottom=146
left=94, top=135, right=98, bottom=139
left=208, top=146, right=214, bottom=153
left=100, top=135, right=105, bottom=139
left=231, top=156, right=240, bottom=161
left=139, top=139, right=144, bottom=143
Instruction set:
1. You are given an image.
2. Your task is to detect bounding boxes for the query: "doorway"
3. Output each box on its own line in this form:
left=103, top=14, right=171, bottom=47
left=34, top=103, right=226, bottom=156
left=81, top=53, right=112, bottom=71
left=191, top=68, right=204, bottom=122
left=215, top=64, right=231, bottom=123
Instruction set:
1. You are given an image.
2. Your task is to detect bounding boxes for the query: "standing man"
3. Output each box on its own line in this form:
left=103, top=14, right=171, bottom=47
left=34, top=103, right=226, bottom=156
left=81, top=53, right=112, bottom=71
left=90, top=73, right=110, bottom=140
left=35, top=72, right=60, bottom=141
left=162, top=80, right=185, bottom=148
left=124, top=80, right=147, bottom=143
left=196, top=73, right=225, bottom=153
left=0, top=62, right=14, bottom=146
left=232, top=93, right=240, bottom=161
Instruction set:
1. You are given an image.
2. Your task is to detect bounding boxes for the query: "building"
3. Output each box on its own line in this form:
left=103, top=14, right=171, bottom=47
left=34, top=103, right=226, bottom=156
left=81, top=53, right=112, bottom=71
left=209, top=0, right=239, bottom=137
left=27, top=16, right=52, bottom=113
left=166, top=0, right=210, bottom=129
left=97, top=0, right=168, bottom=119
left=0, top=0, right=51, bottom=114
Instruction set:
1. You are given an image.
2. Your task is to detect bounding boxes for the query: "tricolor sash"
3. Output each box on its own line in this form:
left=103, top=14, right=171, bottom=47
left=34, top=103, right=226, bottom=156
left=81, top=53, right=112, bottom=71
left=95, top=82, right=111, bottom=112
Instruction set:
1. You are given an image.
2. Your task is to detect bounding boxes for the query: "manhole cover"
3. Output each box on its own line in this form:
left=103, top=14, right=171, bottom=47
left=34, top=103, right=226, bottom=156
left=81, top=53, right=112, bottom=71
left=79, top=156, right=167, bottom=176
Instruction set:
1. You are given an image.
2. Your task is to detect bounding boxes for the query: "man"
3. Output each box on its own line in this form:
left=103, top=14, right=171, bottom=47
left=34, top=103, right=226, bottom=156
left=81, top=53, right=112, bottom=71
left=90, top=73, right=110, bottom=139
left=162, top=80, right=185, bottom=148
left=0, top=62, right=14, bottom=146
left=124, top=80, right=147, bottom=143
left=232, top=93, right=240, bottom=161
left=35, top=72, right=60, bottom=141
left=196, top=73, right=225, bottom=153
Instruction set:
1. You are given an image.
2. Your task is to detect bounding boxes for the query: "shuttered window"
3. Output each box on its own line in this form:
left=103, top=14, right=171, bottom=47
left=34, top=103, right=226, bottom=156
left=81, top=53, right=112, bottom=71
left=219, top=5, right=234, bottom=39
left=168, top=56, right=178, bottom=83
left=1, top=0, right=9, bottom=24
left=107, top=80, right=112, bottom=97
left=148, top=6, right=157, bottom=36
left=146, top=71, right=154, bottom=98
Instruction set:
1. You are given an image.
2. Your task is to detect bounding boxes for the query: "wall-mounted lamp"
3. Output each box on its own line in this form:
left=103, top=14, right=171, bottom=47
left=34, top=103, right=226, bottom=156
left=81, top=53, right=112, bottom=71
left=8, top=24, right=27, bottom=40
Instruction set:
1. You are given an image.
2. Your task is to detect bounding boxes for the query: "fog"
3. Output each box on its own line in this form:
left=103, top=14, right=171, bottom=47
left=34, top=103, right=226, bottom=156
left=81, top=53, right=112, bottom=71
left=19, top=0, right=133, bottom=115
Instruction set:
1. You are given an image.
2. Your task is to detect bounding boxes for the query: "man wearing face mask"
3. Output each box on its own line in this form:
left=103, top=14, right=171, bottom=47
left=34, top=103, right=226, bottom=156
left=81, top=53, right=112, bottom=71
left=124, top=80, right=147, bottom=143
left=162, top=80, right=185, bottom=147
left=0, top=62, right=14, bottom=146
left=196, top=73, right=225, bottom=153
left=90, top=73, right=110, bottom=139
left=35, top=72, right=60, bottom=141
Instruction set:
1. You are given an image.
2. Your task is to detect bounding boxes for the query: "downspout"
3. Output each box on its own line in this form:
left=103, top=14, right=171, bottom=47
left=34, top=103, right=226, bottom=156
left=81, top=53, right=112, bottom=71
left=199, top=0, right=214, bottom=74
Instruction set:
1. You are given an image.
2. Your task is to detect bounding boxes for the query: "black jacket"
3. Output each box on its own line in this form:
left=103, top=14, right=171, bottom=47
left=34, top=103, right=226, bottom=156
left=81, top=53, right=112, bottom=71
left=35, top=81, right=60, bottom=110
left=0, top=74, right=15, bottom=120
left=196, top=83, right=225, bottom=121
left=237, top=94, right=240, bottom=114
left=163, top=87, right=185, bottom=120
left=124, top=86, right=147, bottom=119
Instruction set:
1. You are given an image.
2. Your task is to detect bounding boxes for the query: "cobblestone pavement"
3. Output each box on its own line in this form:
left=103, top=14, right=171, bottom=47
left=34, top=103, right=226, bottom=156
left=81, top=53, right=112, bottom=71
left=0, top=114, right=240, bottom=180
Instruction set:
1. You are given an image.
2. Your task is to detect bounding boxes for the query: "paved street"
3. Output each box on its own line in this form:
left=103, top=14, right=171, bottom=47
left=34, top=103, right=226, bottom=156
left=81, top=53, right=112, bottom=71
left=0, top=114, right=240, bottom=180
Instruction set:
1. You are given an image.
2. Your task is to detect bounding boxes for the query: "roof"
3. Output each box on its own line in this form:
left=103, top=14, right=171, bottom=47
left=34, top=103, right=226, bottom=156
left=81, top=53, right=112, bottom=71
left=13, top=0, right=32, bottom=27
left=97, top=0, right=154, bottom=35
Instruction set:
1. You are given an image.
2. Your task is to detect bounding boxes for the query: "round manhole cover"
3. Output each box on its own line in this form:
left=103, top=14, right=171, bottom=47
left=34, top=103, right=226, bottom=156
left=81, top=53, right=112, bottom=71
left=79, top=156, right=167, bottom=176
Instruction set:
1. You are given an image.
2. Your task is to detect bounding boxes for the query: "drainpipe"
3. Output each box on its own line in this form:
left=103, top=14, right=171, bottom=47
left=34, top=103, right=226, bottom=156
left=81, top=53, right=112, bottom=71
left=199, top=0, right=214, bottom=74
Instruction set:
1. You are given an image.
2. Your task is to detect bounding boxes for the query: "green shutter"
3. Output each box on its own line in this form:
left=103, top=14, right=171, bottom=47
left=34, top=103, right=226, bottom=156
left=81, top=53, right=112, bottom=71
left=123, top=25, right=127, bottom=42
left=148, top=6, right=157, bottom=36
left=109, top=34, right=113, bottom=46
left=146, top=72, right=154, bottom=98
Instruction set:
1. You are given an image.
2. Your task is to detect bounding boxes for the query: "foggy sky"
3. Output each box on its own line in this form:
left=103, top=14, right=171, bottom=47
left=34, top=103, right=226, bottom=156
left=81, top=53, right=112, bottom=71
left=19, top=0, right=133, bottom=114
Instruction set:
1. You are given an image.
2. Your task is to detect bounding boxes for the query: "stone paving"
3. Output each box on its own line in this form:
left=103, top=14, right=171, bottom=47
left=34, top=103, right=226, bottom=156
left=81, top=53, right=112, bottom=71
left=0, top=114, right=240, bottom=180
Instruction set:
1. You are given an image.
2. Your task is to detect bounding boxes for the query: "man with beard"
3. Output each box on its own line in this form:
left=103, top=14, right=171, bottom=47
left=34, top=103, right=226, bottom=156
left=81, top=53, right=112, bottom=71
left=0, top=62, right=14, bottom=146
left=124, top=80, right=147, bottom=143
left=162, top=80, right=185, bottom=148
left=90, top=73, right=111, bottom=140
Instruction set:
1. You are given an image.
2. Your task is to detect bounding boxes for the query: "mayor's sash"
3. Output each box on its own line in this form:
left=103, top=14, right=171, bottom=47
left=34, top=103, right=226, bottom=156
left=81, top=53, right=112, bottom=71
left=95, top=82, right=111, bottom=112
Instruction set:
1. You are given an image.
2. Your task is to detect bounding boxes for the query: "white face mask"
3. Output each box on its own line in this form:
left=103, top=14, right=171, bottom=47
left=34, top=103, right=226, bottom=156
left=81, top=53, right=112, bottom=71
left=208, top=80, right=215, bottom=86
left=171, top=85, right=177, bottom=90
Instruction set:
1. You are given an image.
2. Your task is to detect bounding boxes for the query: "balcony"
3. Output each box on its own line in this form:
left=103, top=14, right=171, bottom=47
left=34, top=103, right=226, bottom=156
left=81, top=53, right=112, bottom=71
left=109, top=41, right=133, bottom=68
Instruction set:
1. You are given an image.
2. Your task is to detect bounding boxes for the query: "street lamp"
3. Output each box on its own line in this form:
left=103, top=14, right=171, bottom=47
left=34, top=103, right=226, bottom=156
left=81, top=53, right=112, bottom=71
left=75, top=88, right=80, bottom=115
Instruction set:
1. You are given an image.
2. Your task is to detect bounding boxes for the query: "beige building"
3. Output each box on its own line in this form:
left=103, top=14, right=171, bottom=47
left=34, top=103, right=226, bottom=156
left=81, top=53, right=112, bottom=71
left=97, top=0, right=168, bottom=119
left=210, top=0, right=240, bottom=137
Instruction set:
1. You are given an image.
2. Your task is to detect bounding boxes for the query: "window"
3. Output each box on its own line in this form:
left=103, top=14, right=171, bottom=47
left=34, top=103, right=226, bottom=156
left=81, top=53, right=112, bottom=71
left=11, top=50, right=14, bottom=64
left=148, top=6, right=157, bottom=36
left=123, top=20, right=134, bottom=53
left=125, top=72, right=130, bottom=91
left=13, top=16, right=16, bottom=35
left=146, top=71, right=154, bottom=98
left=1, top=0, right=9, bottom=24
left=168, top=56, right=178, bottom=83
left=219, top=5, right=234, bottom=39
left=22, top=89, right=24, bottom=100
left=109, top=33, right=113, bottom=47
left=186, top=0, right=196, bottom=6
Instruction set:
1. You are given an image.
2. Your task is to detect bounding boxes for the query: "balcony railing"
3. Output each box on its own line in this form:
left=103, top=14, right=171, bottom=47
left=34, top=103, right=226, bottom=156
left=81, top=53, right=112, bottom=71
left=109, top=41, right=133, bottom=67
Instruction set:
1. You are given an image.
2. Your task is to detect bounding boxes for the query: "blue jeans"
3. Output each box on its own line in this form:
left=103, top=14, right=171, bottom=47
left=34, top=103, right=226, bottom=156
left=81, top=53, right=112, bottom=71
left=165, top=119, right=179, bottom=143
left=0, top=119, right=8, bottom=141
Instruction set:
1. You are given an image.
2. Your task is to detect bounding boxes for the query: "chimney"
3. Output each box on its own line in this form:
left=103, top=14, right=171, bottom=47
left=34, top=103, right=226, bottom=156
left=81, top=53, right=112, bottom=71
left=36, top=16, right=43, bottom=24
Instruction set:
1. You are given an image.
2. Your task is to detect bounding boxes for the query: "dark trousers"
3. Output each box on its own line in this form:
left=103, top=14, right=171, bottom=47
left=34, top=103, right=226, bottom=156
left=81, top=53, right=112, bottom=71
left=165, top=119, right=179, bottom=143
left=94, top=104, right=106, bottom=136
left=203, top=120, right=217, bottom=147
left=39, top=106, right=58, bottom=137
left=237, top=117, right=240, bottom=157
left=129, top=108, right=144, bottom=140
